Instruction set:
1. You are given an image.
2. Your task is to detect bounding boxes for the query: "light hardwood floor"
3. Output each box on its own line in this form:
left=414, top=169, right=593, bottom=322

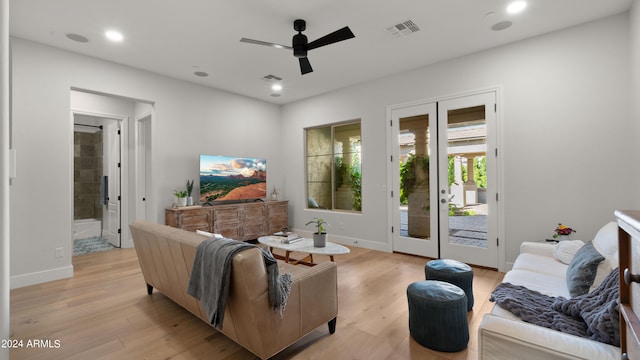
left=10, top=245, right=503, bottom=360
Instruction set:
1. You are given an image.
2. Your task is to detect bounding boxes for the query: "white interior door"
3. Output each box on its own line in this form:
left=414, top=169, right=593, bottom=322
left=104, top=121, right=121, bottom=247
left=136, top=115, right=151, bottom=221
left=438, top=92, right=497, bottom=268
left=391, top=103, right=439, bottom=258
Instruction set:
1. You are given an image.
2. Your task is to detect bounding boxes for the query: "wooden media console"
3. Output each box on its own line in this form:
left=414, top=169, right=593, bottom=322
left=165, top=200, right=288, bottom=241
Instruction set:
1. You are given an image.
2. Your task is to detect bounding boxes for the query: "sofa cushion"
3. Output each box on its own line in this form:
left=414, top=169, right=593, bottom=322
left=196, top=229, right=224, bottom=239
left=590, top=257, right=616, bottom=292
left=502, top=269, right=570, bottom=299
left=566, top=243, right=605, bottom=297
left=553, top=240, right=585, bottom=264
left=588, top=222, right=619, bottom=291
left=592, top=221, right=618, bottom=262
left=512, top=253, right=569, bottom=279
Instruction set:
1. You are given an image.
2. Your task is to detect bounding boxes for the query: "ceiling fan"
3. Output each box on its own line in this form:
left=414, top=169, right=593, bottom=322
left=240, top=19, right=355, bottom=75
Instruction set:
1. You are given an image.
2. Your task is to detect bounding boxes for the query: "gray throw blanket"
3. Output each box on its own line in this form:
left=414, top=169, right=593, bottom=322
left=490, top=268, right=620, bottom=346
left=261, top=246, right=293, bottom=316
left=186, top=238, right=292, bottom=329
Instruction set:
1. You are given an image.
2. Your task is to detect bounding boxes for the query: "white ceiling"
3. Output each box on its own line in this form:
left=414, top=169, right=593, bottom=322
left=9, top=0, right=632, bottom=105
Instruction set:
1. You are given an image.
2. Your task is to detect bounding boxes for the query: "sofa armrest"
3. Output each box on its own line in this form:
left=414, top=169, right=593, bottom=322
left=262, top=261, right=337, bottom=357
left=478, top=313, right=619, bottom=360
left=296, top=261, right=338, bottom=334
left=519, top=241, right=556, bottom=257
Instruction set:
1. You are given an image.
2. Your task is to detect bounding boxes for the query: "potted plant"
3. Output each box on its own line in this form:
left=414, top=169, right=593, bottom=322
left=306, top=217, right=328, bottom=247
left=553, top=223, right=576, bottom=240
left=174, top=189, right=188, bottom=207
left=186, top=179, right=194, bottom=206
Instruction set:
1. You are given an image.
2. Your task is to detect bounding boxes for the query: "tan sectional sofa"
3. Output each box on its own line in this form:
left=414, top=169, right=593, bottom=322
left=129, top=220, right=338, bottom=360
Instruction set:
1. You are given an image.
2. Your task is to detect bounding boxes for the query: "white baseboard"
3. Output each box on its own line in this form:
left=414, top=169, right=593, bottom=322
left=11, top=265, right=74, bottom=289
left=121, top=239, right=134, bottom=248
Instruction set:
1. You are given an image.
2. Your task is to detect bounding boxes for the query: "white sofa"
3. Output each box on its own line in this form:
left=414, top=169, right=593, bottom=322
left=478, top=222, right=621, bottom=360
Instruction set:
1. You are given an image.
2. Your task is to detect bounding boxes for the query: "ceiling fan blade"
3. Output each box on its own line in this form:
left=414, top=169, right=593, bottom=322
left=299, top=57, right=313, bottom=75
left=240, top=38, right=292, bottom=50
left=307, top=26, right=355, bottom=51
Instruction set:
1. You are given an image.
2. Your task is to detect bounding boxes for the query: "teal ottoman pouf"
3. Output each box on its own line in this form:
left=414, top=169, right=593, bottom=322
left=425, top=259, right=474, bottom=311
left=406, top=280, right=469, bottom=352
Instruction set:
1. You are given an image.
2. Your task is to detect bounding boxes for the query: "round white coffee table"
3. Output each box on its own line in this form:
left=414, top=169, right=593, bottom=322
left=258, top=236, right=350, bottom=265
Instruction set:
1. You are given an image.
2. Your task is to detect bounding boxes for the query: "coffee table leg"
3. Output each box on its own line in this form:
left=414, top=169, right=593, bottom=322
left=285, top=251, right=291, bottom=263
left=330, top=255, right=335, bottom=262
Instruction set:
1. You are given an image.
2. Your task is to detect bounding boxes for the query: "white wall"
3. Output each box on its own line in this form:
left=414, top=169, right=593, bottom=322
left=0, top=0, right=10, bottom=357
left=10, top=38, right=282, bottom=288
left=632, top=1, right=640, bottom=208
left=281, top=13, right=634, bottom=266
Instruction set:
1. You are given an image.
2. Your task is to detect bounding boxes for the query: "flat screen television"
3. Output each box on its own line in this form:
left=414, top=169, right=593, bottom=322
left=199, top=154, right=267, bottom=204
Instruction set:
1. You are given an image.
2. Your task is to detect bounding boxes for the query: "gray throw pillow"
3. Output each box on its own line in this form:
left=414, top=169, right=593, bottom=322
left=566, top=243, right=605, bottom=297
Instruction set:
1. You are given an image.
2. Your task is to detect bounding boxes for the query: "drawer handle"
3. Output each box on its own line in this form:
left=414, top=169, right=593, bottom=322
left=624, top=268, right=640, bottom=286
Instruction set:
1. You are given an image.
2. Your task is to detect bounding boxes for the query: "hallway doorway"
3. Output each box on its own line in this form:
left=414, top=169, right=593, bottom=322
left=73, top=113, right=122, bottom=255
left=70, top=88, right=155, bottom=254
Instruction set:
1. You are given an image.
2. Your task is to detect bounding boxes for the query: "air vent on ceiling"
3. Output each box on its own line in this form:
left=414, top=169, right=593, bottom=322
left=66, top=33, right=89, bottom=43
left=387, top=20, right=420, bottom=38
left=262, top=74, right=283, bottom=82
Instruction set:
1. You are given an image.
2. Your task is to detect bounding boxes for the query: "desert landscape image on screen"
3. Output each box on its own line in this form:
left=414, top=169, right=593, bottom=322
left=199, top=155, right=267, bottom=203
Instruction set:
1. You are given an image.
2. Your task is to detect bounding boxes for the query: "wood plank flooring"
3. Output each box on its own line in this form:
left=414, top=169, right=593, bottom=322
left=10, top=245, right=503, bottom=360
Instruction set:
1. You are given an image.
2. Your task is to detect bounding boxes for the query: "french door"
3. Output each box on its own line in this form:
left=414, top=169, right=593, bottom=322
left=391, top=103, right=439, bottom=258
left=390, top=91, right=498, bottom=268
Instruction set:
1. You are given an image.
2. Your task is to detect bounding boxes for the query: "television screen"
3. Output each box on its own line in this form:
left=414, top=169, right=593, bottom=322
left=199, top=155, right=267, bottom=203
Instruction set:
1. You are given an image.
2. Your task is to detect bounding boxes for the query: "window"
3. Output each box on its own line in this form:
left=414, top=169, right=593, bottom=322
left=306, top=121, right=361, bottom=212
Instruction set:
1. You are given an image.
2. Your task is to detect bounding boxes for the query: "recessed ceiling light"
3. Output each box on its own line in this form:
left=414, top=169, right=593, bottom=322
left=105, top=30, right=124, bottom=42
left=492, top=21, right=513, bottom=31
left=66, top=33, right=89, bottom=43
left=194, top=71, right=209, bottom=77
left=271, top=84, right=282, bottom=92
left=507, top=1, right=527, bottom=14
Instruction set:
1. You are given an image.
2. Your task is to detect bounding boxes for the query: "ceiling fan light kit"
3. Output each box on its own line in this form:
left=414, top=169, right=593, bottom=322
left=240, top=19, right=355, bottom=75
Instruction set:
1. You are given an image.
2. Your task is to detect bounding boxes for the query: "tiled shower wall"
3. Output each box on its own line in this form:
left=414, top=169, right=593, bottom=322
left=74, top=131, right=103, bottom=220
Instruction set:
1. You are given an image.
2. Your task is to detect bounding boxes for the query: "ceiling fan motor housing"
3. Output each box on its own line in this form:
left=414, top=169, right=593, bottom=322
left=293, top=33, right=308, bottom=58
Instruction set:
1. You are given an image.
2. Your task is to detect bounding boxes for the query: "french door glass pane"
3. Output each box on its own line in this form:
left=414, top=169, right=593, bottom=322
left=399, top=114, right=431, bottom=240
left=447, top=106, right=488, bottom=248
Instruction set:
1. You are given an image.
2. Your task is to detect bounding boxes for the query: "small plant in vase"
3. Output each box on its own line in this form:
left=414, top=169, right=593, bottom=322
left=553, top=223, right=576, bottom=240
left=306, top=217, right=328, bottom=247
left=186, top=179, right=194, bottom=206
left=174, top=189, right=188, bottom=207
